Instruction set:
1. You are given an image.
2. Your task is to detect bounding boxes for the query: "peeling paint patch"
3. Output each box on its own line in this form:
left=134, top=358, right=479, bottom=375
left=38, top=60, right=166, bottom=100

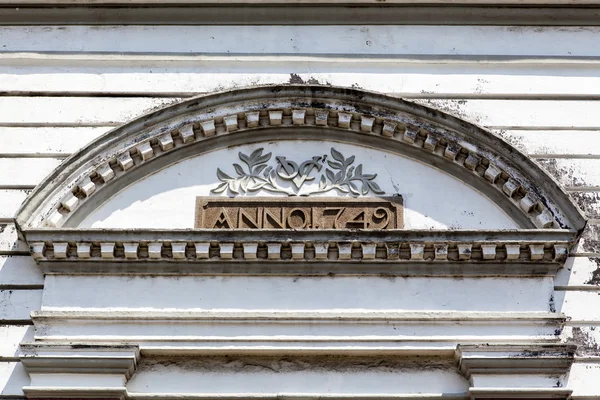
left=569, top=327, right=600, bottom=357
left=584, top=258, right=600, bottom=285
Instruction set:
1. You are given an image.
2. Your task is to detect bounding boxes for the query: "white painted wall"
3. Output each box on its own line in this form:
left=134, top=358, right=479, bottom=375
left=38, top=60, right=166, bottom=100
left=0, top=23, right=599, bottom=399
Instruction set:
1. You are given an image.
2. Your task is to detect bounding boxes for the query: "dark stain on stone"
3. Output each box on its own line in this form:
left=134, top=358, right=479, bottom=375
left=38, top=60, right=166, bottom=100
left=568, top=327, right=600, bottom=356
left=289, top=73, right=305, bottom=84
left=569, top=192, right=600, bottom=219
left=549, top=294, right=556, bottom=313
left=584, top=258, right=600, bottom=285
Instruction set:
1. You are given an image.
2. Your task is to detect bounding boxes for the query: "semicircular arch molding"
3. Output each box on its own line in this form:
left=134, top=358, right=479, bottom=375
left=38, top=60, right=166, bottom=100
left=15, top=85, right=586, bottom=233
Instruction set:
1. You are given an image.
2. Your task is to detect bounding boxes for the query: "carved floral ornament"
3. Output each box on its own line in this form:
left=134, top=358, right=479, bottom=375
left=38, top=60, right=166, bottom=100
left=212, top=147, right=383, bottom=196
left=14, top=86, right=585, bottom=245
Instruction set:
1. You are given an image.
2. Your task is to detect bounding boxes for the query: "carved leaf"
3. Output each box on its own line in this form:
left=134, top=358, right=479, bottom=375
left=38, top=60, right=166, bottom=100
left=346, top=155, right=355, bottom=166
left=228, top=180, right=240, bottom=194
left=233, top=163, right=245, bottom=176
left=216, top=168, right=232, bottom=181
left=326, top=169, right=335, bottom=183
left=355, top=164, right=363, bottom=176
left=327, top=160, right=342, bottom=169
left=211, top=182, right=228, bottom=194
left=240, top=176, right=249, bottom=192
left=250, top=148, right=264, bottom=161
left=319, top=175, right=327, bottom=189
left=247, top=181, right=267, bottom=192
left=347, top=182, right=360, bottom=195
left=334, top=171, right=342, bottom=182
left=238, top=152, right=251, bottom=166
left=263, top=166, right=273, bottom=178
left=368, top=181, right=385, bottom=194
left=361, top=182, right=369, bottom=195
left=253, top=164, right=268, bottom=175
left=331, top=148, right=344, bottom=162
left=256, top=153, right=272, bottom=165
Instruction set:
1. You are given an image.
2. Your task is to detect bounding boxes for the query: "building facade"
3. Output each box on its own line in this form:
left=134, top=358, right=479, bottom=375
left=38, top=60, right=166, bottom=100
left=1, top=3, right=600, bottom=400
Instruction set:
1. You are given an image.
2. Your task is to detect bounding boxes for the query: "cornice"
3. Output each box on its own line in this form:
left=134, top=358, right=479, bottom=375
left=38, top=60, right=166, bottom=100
left=14, top=86, right=586, bottom=234
left=20, top=344, right=140, bottom=378
left=456, top=344, right=576, bottom=378
left=21, top=344, right=140, bottom=400
left=2, top=5, right=600, bottom=26
left=455, top=344, right=576, bottom=400
left=24, top=229, right=574, bottom=275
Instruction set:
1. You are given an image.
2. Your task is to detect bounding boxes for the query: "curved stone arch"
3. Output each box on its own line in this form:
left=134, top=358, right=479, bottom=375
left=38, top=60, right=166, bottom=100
left=15, top=85, right=586, bottom=232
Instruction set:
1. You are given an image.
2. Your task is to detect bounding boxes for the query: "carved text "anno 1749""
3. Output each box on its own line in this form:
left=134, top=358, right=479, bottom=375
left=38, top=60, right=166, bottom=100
left=195, top=197, right=403, bottom=230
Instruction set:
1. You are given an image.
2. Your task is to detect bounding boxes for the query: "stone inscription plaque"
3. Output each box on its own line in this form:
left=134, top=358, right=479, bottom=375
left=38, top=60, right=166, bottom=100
left=195, top=197, right=403, bottom=229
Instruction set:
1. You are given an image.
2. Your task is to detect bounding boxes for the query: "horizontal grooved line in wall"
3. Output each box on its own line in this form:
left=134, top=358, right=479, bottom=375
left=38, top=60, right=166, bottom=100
left=5, top=92, right=600, bottom=101
left=0, top=320, right=33, bottom=325
left=6, top=53, right=600, bottom=65
left=0, top=285, right=43, bottom=291
left=554, top=286, right=600, bottom=291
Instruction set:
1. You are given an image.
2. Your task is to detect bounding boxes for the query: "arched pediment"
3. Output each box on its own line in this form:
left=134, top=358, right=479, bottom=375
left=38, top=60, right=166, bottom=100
left=15, top=85, right=585, bottom=232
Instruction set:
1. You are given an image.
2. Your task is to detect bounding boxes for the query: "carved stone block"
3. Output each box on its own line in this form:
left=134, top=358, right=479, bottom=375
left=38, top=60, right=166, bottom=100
left=464, top=153, right=481, bottom=171
left=46, top=210, right=63, bottom=227
left=53, top=242, right=68, bottom=259
left=137, top=142, right=154, bottom=161
left=194, top=242, right=210, bottom=259
left=196, top=197, right=403, bottom=230
left=434, top=244, right=448, bottom=260
left=291, top=243, right=305, bottom=259
left=536, top=210, right=556, bottom=228
left=381, top=121, right=397, bottom=137
left=502, top=178, right=520, bottom=197
left=30, top=242, right=45, bottom=260
left=148, top=242, right=162, bottom=259
left=360, top=116, right=374, bottom=133
left=444, top=144, right=461, bottom=161
left=315, top=110, right=329, bottom=126
left=172, top=242, right=187, bottom=259
left=219, top=243, right=234, bottom=259
left=519, top=194, right=538, bottom=213
left=118, top=152, right=134, bottom=171
left=458, top=244, right=473, bottom=260
left=79, top=177, right=96, bottom=197
left=61, top=194, right=79, bottom=212
left=484, top=163, right=502, bottom=183
left=76, top=243, right=91, bottom=259
left=403, top=127, right=418, bottom=144
left=180, top=124, right=197, bottom=142
left=505, top=244, right=521, bottom=260
left=100, top=242, right=115, bottom=259
left=424, top=135, right=438, bottom=152
left=200, top=120, right=215, bottom=136
left=245, top=111, right=260, bottom=128
left=158, top=133, right=174, bottom=151
left=481, top=244, right=497, bottom=260
left=338, top=243, right=353, bottom=260
left=97, top=163, right=115, bottom=183
left=293, top=110, right=306, bottom=125
left=410, top=244, right=424, bottom=260
left=337, top=112, right=351, bottom=128
left=123, top=243, right=139, bottom=259
left=269, top=111, right=282, bottom=125
left=314, top=242, right=329, bottom=259
left=224, top=115, right=239, bottom=132
left=267, top=243, right=281, bottom=260
left=362, top=243, right=377, bottom=260
left=243, top=242, right=258, bottom=259
left=529, top=244, right=545, bottom=260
